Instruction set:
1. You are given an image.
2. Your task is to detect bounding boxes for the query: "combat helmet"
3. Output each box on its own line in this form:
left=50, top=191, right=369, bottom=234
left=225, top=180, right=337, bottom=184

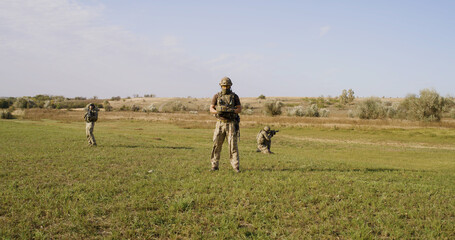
left=263, top=126, right=270, bottom=132
left=219, top=77, right=233, bottom=86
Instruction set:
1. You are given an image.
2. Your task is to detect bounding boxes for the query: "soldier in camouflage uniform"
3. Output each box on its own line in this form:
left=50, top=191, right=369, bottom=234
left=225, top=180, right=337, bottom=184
left=210, top=77, right=242, bottom=172
left=257, top=126, right=273, bottom=154
left=84, top=103, right=98, bottom=146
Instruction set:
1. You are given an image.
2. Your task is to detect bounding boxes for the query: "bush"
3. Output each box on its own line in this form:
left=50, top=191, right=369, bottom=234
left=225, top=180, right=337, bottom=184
left=243, top=103, right=253, bottom=110
left=0, top=98, right=15, bottom=109
left=287, top=105, right=326, bottom=117
left=258, top=94, right=266, bottom=100
left=103, top=101, right=113, bottom=112
left=105, top=105, right=113, bottom=112
left=1, top=111, right=14, bottom=119
left=287, top=106, right=305, bottom=117
left=159, top=101, right=187, bottom=113
left=143, top=104, right=158, bottom=113
left=384, top=103, right=399, bottom=119
left=320, top=108, right=330, bottom=117
left=399, top=89, right=445, bottom=121
left=119, top=105, right=130, bottom=111
left=339, top=89, right=355, bottom=104
left=450, top=108, right=455, bottom=119
left=316, top=96, right=326, bottom=108
left=306, top=104, right=319, bottom=117
left=131, top=105, right=141, bottom=112
left=264, top=100, right=283, bottom=116
left=13, top=97, right=37, bottom=109
left=111, top=96, right=121, bottom=101
left=356, top=97, right=386, bottom=119
left=243, top=109, right=254, bottom=115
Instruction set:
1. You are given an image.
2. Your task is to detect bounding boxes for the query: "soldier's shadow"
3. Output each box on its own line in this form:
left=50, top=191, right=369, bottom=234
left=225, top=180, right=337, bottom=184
left=111, top=144, right=193, bottom=150
left=255, top=167, right=421, bottom=173
left=112, top=144, right=146, bottom=148
left=154, top=146, right=193, bottom=150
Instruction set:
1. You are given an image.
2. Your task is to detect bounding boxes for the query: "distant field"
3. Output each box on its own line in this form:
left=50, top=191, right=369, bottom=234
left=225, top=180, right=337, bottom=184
left=1, top=116, right=455, bottom=239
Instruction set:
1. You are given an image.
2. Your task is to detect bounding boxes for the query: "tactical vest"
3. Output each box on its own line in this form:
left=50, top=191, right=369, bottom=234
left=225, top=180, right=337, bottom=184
left=217, top=92, right=237, bottom=120
left=85, top=109, right=98, bottom=122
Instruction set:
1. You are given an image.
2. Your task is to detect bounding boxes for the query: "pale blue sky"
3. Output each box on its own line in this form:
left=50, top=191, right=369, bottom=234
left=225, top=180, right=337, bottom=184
left=1, top=0, right=454, bottom=98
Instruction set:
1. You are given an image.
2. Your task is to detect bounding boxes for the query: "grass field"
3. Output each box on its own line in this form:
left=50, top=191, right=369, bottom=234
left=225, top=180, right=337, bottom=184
left=1, top=116, right=455, bottom=239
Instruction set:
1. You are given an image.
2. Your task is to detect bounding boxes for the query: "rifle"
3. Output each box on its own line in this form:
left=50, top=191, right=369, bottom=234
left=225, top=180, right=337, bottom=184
left=269, top=130, right=279, bottom=137
left=216, top=106, right=240, bottom=137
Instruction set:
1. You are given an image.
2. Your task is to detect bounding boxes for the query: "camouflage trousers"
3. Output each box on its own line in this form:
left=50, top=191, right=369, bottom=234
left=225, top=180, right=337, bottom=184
left=86, top=122, right=97, bottom=145
left=210, top=120, right=239, bottom=170
left=257, top=140, right=272, bottom=154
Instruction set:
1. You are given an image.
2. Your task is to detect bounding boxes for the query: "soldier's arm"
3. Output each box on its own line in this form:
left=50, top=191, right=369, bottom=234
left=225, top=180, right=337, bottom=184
left=234, top=105, right=242, bottom=114
left=262, top=131, right=271, bottom=141
left=210, top=105, right=218, bottom=114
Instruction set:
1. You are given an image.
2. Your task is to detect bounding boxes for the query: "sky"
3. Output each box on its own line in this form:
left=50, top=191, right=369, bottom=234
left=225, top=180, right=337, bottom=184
left=1, top=0, right=454, bottom=98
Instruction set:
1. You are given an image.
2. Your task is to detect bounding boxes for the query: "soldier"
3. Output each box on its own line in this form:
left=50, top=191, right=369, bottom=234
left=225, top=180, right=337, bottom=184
left=84, top=103, right=98, bottom=146
left=210, top=77, right=242, bottom=172
left=256, top=126, right=277, bottom=154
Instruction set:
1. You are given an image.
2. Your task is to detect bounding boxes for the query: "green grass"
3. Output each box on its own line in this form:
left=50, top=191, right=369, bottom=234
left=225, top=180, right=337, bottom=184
left=1, top=119, right=455, bottom=239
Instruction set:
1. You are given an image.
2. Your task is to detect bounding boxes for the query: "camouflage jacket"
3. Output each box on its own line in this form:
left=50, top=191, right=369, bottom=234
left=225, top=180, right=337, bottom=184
left=84, top=108, right=98, bottom=123
left=257, top=130, right=271, bottom=144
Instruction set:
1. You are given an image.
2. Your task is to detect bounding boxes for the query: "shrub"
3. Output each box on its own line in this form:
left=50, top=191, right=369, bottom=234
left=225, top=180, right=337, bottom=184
left=111, top=96, right=121, bottom=101
left=143, top=104, right=158, bottom=113
left=306, top=104, right=319, bottom=117
left=316, top=96, right=326, bottom=108
left=243, top=103, right=253, bottom=110
left=243, top=109, right=253, bottom=115
left=320, top=108, right=330, bottom=117
left=347, top=89, right=355, bottom=103
left=339, top=89, right=348, bottom=104
left=347, top=110, right=355, bottom=118
left=264, top=100, right=283, bottom=116
left=203, top=104, right=211, bottom=112
left=159, top=101, right=187, bottom=113
left=13, top=97, right=37, bottom=109
left=119, top=105, right=130, bottom=111
left=384, top=103, right=399, bottom=119
left=339, top=89, right=355, bottom=104
left=450, top=108, right=455, bottom=119
left=0, top=98, right=15, bottom=109
left=131, top=105, right=141, bottom=112
left=144, top=94, right=156, bottom=98
left=356, top=97, right=386, bottom=119
left=103, top=101, right=113, bottom=112
left=287, top=106, right=305, bottom=117
left=399, top=89, right=445, bottom=121
left=258, top=94, right=266, bottom=100
left=1, top=111, right=14, bottom=119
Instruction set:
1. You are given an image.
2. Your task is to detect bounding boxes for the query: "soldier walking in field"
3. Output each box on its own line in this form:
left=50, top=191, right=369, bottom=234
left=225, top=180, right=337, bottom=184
left=256, top=126, right=278, bottom=154
left=84, top=103, right=98, bottom=146
left=210, top=77, right=242, bottom=172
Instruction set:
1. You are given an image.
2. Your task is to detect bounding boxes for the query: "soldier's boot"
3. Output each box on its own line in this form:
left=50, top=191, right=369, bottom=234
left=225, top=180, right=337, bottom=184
left=210, top=166, right=219, bottom=171
left=234, top=168, right=240, bottom=173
